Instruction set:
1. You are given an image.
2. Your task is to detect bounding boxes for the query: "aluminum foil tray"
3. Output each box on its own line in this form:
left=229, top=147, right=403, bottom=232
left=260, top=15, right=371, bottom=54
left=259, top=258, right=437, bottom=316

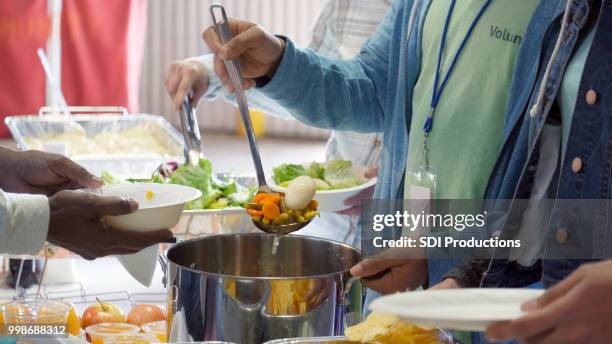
left=5, top=106, right=185, bottom=179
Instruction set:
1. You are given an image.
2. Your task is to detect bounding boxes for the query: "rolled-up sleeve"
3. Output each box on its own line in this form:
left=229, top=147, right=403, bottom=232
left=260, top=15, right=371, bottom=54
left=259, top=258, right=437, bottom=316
left=197, top=54, right=294, bottom=119
left=0, top=189, right=49, bottom=255
left=442, top=257, right=491, bottom=288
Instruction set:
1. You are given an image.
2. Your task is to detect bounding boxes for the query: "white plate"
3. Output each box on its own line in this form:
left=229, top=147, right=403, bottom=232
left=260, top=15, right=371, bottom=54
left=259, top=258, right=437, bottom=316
left=268, top=163, right=377, bottom=212
left=101, top=182, right=201, bottom=231
left=369, top=288, right=545, bottom=332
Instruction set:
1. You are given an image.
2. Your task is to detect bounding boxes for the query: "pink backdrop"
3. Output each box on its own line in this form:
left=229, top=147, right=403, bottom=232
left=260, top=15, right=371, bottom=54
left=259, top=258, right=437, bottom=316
left=0, top=0, right=146, bottom=138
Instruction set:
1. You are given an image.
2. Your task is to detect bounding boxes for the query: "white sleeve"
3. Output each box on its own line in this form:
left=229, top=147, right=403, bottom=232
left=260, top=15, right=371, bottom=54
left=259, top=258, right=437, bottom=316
left=0, top=189, right=50, bottom=255
left=193, top=54, right=294, bottom=119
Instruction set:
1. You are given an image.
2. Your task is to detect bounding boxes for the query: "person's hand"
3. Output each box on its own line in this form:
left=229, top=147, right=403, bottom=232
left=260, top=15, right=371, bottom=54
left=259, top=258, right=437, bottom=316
left=47, top=190, right=174, bottom=260
left=338, top=165, right=378, bottom=216
left=165, top=59, right=210, bottom=112
left=202, top=19, right=285, bottom=93
left=0, top=148, right=102, bottom=195
left=350, top=257, right=428, bottom=295
left=486, top=260, right=612, bottom=343
left=364, top=165, right=379, bottom=179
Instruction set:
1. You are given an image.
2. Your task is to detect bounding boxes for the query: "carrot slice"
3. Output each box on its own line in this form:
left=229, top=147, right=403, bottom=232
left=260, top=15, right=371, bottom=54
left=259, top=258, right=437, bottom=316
left=247, top=209, right=263, bottom=217
left=307, top=199, right=319, bottom=210
left=262, top=202, right=281, bottom=220
left=267, top=194, right=282, bottom=205
left=252, top=193, right=269, bottom=203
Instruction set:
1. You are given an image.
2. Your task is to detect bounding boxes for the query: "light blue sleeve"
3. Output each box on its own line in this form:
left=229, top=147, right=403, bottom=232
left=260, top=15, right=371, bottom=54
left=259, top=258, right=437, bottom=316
left=257, top=1, right=401, bottom=134
left=199, top=54, right=293, bottom=119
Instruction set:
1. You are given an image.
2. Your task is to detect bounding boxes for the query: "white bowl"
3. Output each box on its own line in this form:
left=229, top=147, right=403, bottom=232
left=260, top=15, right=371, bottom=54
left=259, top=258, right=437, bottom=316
left=269, top=164, right=377, bottom=212
left=101, top=183, right=201, bottom=231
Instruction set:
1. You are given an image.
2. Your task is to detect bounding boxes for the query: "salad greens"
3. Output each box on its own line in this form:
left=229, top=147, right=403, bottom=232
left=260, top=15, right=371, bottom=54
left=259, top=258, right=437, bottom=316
left=305, top=162, right=325, bottom=180
left=102, top=159, right=256, bottom=210
left=273, top=160, right=364, bottom=191
left=272, top=163, right=306, bottom=184
left=101, top=171, right=126, bottom=185
left=169, top=159, right=220, bottom=209
left=323, top=160, right=361, bottom=189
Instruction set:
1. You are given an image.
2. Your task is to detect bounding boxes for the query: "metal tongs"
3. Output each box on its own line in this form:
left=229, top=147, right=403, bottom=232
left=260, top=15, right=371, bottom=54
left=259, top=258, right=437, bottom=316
left=178, top=95, right=203, bottom=165
left=209, top=4, right=312, bottom=235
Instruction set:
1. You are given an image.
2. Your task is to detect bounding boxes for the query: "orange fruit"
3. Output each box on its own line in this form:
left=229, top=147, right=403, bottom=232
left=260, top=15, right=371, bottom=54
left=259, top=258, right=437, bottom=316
left=0, top=310, right=5, bottom=335
left=67, top=306, right=81, bottom=336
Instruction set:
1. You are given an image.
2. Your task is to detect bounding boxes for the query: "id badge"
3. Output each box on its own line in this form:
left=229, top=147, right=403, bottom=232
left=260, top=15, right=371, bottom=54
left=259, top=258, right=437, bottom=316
left=404, top=167, right=437, bottom=237
left=406, top=167, right=437, bottom=200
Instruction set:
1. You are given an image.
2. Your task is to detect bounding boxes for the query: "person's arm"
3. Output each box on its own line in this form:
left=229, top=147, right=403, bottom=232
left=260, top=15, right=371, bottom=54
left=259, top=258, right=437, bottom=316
left=198, top=54, right=294, bottom=118
left=165, top=54, right=294, bottom=119
left=0, top=189, right=50, bottom=255
left=0, top=188, right=176, bottom=259
left=486, top=260, right=612, bottom=343
left=201, top=0, right=342, bottom=118
left=202, top=0, right=404, bottom=134
left=0, top=147, right=175, bottom=259
left=441, top=257, right=491, bottom=288
left=257, top=2, right=400, bottom=134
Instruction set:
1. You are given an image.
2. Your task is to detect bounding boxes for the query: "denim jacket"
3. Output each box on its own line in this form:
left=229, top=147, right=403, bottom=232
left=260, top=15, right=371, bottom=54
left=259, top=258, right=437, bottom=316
left=456, top=0, right=612, bottom=289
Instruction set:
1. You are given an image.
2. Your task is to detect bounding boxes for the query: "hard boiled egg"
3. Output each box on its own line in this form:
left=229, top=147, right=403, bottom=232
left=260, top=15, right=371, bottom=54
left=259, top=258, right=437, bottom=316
left=285, top=176, right=316, bottom=210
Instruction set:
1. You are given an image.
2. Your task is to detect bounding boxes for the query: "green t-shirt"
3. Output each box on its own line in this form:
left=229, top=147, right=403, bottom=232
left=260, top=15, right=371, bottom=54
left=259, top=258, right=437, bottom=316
left=406, top=0, right=538, bottom=199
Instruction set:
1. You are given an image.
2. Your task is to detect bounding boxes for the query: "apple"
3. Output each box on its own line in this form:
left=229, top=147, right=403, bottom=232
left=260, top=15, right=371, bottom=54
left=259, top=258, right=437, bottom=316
left=81, top=300, right=125, bottom=329
left=126, top=304, right=166, bottom=326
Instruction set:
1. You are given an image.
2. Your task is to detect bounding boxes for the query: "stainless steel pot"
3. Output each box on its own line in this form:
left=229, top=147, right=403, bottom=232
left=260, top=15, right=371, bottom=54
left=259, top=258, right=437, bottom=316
left=163, top=233, right=362, bottom=344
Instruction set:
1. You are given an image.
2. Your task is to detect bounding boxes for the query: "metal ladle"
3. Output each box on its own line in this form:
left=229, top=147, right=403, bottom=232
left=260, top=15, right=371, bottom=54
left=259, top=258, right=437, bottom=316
left=210, top=3, right=312, bottom=235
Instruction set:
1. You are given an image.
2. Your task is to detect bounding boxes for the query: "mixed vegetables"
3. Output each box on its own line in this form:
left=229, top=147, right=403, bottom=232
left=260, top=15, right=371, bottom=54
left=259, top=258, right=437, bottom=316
left=102, top=159, right=256, bottom=210
left=245, top=192, right=319, bottom=226
left=273, top=159, right=365, bottom=190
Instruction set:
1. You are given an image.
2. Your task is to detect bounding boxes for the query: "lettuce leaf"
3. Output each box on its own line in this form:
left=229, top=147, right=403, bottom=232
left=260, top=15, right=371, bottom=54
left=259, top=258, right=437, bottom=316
left=306, top=162, right=325, bottom=180
left=273, top=163, right=306, bottom=184
left=213, top=179, right=238, bottom=197
left=101, top=171, right=126, bottom=185
left=228, top=185, right=256, bottom=206
left=324, top=160, right=353, bottom=180
left=313, top=178, right=332, bottom=190
left=149, top=174, right=165, bottom=184
left=324, top=160, right=363, bottom=189
left=169, top=159, right=212, bottom=189
left=273, top=159, right=366, bottom=190
left=169, top=159, right=220, bottom=208
left=327, top=178, right=361, bottom=189
left=208, top=198, right=229, bottom=209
